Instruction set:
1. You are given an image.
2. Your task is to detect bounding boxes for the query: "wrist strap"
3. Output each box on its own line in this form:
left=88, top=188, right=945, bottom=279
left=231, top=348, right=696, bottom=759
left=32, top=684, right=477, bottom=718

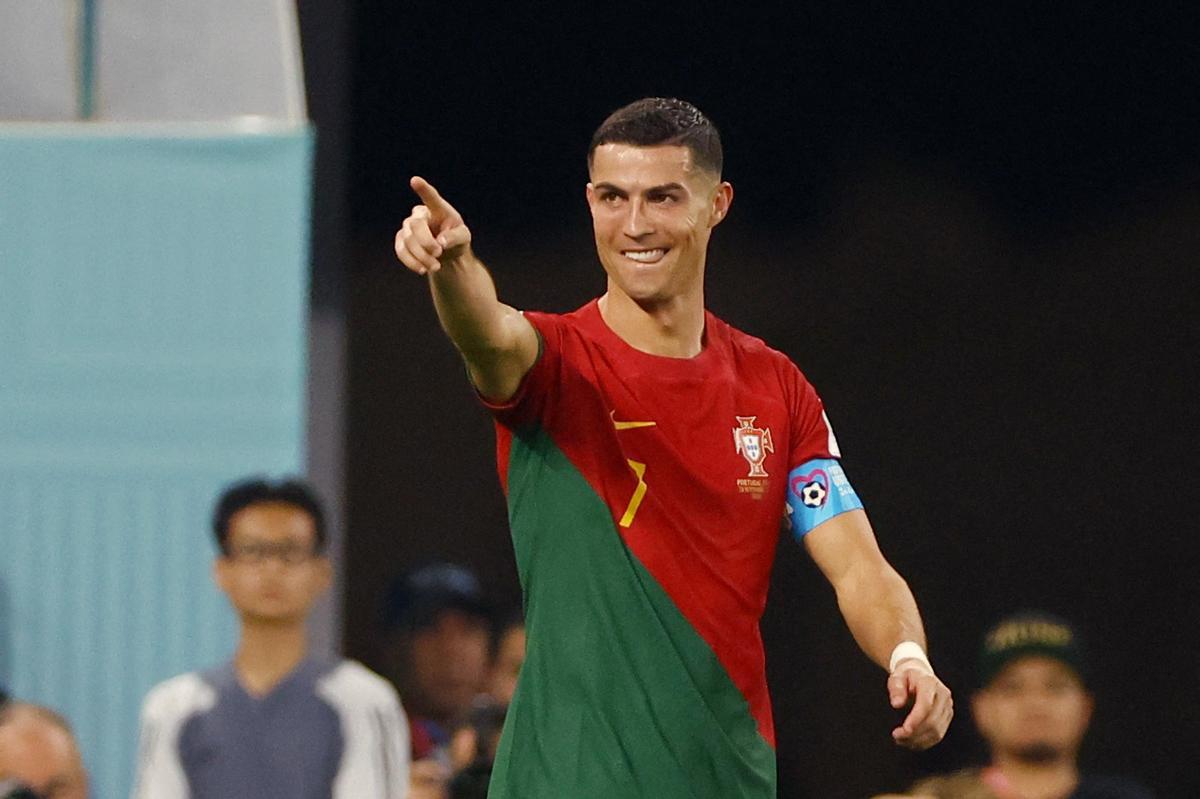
left=889, top=641, right=933, bottom=674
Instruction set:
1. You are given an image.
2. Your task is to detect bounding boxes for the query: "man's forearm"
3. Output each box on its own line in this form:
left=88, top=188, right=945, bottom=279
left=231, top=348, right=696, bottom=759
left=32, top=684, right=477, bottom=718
left=427, top=249, right=509, bottom=358
left=835, top=560, right=927, bottom=671
left=425, top=248, right=538, bottom=402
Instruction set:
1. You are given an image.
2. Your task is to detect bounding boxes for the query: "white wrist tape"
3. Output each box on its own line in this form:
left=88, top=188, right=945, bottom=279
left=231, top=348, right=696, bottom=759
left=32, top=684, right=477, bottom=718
left=889, top=641, right=933, bottom=674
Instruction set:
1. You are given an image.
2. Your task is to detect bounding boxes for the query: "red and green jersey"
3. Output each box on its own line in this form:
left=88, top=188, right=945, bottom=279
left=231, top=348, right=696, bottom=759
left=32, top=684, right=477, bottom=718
left=482, top=299, right=854, bottom=798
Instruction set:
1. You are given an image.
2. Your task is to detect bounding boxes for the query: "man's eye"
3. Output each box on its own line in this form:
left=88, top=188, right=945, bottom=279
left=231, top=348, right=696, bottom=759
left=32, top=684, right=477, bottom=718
left=602, top=193, right=623, bottom=204
left=649, top=193, right=678, bottom=204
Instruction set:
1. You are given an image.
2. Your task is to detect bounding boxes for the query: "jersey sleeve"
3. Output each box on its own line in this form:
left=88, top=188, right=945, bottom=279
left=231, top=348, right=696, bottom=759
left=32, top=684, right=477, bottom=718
left=784, top=368, right=864, bottom=539
left=477, top=311, right=563, bottom=430
left=130, top=675, right=212, bottom=799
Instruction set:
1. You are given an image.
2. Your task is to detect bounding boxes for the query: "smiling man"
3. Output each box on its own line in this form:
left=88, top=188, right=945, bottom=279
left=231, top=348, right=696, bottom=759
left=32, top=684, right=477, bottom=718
left=394, top=97, right=952, bottom=797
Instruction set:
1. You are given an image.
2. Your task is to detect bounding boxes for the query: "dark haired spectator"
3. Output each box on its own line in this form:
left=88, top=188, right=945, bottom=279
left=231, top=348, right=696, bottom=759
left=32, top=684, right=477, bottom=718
left=380, top=563, right=492, bottom=799
left=132, top=476, right=408, bottom=798
left=880, top=612, right=1154, bottom=799
left=0, top=702, right=88, bottom=799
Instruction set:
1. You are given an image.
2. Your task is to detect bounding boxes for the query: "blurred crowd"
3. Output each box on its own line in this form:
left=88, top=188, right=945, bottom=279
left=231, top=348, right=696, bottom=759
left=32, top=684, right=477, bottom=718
left=0, top=477, right=1153, bottom=798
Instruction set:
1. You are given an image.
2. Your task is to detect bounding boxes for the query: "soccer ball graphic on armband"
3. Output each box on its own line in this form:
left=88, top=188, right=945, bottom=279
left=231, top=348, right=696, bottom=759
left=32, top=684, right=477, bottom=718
left=800, top=480, right=827, bottom=508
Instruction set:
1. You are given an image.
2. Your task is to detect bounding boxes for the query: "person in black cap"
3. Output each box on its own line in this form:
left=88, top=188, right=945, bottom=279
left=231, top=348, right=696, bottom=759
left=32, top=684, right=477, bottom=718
left=380, top=562, right=493, bottom=799
left=893, top=612, right=1154, bottom=799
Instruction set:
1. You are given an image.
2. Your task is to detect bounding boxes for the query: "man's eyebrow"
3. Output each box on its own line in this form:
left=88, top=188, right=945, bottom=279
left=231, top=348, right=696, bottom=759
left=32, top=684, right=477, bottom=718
left=593, top=182, right=686, bottom=194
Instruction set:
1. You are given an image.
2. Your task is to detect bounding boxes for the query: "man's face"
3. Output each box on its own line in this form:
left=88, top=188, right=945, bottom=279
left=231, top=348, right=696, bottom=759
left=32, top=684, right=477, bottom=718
left=972, top=656, right=1093, bottom=764
left=0, top=715, right=88, bottom=799
left=408, top=609, right=491, bottom=721
left=214, top=503, right=330, bottom=625
left=586, top=144, right=732, bottom=307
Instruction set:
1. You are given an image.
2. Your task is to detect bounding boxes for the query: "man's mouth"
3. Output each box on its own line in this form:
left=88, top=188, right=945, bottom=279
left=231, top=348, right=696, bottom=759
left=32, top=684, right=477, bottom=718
left=621, top=248, right=668, bottom=263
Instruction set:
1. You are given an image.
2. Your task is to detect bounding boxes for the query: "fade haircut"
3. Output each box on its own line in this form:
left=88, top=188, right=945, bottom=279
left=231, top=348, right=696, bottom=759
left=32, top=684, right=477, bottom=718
left=212, top=477, right=326, bottom=556
left=588, top=98, right=723, bottom=177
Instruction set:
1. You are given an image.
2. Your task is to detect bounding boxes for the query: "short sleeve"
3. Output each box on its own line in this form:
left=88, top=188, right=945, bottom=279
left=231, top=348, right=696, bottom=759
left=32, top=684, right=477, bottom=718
left=787, top=372, right=842, bottom=468
left=478, top=311, right=564, bottom=430
left=783, top=366, right=863, bottom=538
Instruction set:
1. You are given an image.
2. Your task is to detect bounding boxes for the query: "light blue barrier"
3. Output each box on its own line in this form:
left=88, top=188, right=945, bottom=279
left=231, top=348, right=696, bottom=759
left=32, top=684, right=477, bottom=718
left=0, top=124, right=313, bottom=798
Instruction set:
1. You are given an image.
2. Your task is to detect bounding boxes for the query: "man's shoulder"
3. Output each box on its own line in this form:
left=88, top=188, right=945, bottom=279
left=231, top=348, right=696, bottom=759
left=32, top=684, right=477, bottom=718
left=709, top=312, right=805, bottom=377
left=140, top=670, right=219, bottom=722
left=522, top=300, right=597, bottom=333
left=316, top=659, right=403, bottom=713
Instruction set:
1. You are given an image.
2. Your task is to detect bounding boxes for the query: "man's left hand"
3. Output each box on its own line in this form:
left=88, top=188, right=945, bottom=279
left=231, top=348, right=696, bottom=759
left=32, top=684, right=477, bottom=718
left=888, top=661, right=953, bottom=749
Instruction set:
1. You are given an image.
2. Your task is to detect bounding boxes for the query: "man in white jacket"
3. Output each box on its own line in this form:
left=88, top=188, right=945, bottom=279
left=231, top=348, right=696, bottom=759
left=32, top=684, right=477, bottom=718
left=132, top=477, right=409, bottom=798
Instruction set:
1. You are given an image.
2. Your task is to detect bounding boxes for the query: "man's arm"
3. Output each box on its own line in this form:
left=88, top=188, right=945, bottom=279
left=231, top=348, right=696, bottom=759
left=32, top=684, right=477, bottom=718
left=394, top=176, right=539, bottom=400
left=803, top=508, right=953, bottom=749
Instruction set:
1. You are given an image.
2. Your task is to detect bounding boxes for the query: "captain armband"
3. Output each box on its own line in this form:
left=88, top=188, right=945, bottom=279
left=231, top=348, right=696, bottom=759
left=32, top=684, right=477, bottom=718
left=785, top=458, right=863, bottom=539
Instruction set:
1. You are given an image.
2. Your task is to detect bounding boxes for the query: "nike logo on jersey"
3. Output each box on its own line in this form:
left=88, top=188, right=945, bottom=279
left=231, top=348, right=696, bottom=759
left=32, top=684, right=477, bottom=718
left=610, top=410, right=657, bottom=430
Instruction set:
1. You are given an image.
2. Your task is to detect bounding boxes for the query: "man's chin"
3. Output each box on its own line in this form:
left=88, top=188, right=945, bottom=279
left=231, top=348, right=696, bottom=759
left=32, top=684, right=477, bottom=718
left=1011, top=742, right=1064, bottom=764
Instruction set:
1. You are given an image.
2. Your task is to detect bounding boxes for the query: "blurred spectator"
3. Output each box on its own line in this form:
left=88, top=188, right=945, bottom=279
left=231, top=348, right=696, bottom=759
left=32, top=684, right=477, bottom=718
left=380, top=563, right=492, bottom=799
left=132, top=477, right=408, bottom=798
left=486, top=608, right=525, bottom=708
left=446, top=697, right=507, bottom=799
left=0, top=702, right=89, bottom=799
left=440, top=610, right=524, bottom=798
left=381, top=563, right=492, bottom=755
left=886, top=612, right=1154, bottom=799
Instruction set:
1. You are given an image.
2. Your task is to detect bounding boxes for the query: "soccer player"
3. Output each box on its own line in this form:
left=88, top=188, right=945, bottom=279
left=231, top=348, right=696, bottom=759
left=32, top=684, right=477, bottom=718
left=394, top=97, right=952, bottom=797
left=131, top=478, right=409, bottom=798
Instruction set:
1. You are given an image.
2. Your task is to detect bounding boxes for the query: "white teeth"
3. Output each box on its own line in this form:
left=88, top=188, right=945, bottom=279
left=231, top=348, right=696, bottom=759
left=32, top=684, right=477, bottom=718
left=622, top=249, right=666, bottom=263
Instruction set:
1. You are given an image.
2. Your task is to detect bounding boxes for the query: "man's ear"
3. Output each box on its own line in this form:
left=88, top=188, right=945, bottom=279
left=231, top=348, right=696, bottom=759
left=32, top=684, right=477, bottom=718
left=213, top=557, right=229, bottom=593
left=971, top=691, right=993, bottom=737
left=313, top=556, right=333, bottom=595
left=709, top=181, right=734, bottom=227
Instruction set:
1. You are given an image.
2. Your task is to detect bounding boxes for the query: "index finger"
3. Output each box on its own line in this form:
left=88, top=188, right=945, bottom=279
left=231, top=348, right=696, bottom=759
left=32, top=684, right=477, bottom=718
left=410, top=176, right=453, bottom=214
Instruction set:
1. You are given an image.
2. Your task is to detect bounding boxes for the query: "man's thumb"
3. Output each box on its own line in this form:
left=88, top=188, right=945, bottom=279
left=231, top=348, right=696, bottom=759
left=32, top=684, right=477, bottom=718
left=437, top=224, right=470, bottom=251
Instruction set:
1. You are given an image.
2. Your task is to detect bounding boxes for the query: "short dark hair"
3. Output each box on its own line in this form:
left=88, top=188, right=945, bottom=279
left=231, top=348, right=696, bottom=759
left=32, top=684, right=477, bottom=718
left=212, top=477, right=326, bottom=555
left=383, top=562, right=490, bottom=635
left=588, top=97, right=723, bottom=177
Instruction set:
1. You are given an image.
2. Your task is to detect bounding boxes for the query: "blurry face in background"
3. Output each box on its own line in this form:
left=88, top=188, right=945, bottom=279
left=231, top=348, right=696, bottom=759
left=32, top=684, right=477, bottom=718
left=407, top=609, right=491, bottom=723
left=488, top=624, right=526, bottom=707
left=0, top=712, right=89, bottom=799
left=973, top=656, right=1093, bottom=765
left=214, top=503, right=330, bottom=625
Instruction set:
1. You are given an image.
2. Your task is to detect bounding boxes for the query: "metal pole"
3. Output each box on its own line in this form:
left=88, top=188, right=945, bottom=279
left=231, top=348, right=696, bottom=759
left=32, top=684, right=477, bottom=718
left=79, top=0, right=97, bottom=119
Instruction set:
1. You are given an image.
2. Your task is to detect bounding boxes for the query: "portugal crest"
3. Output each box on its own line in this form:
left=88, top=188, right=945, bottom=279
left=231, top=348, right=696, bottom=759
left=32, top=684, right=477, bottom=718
left=733, top=416, right=774, bottom=477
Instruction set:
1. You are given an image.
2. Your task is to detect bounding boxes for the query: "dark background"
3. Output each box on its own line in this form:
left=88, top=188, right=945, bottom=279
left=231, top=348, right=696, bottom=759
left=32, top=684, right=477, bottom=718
left=303, top=4, right=1198, bottom=796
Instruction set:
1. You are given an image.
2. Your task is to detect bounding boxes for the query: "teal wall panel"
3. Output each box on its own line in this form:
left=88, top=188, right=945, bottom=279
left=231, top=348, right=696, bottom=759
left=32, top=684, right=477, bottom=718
left=0, top=125, right=313, bottom=798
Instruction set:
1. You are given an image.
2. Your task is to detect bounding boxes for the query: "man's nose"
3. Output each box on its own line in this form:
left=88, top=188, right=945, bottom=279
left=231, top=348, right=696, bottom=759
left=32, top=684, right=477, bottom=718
left=622, top=198, right=653, bottom=238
